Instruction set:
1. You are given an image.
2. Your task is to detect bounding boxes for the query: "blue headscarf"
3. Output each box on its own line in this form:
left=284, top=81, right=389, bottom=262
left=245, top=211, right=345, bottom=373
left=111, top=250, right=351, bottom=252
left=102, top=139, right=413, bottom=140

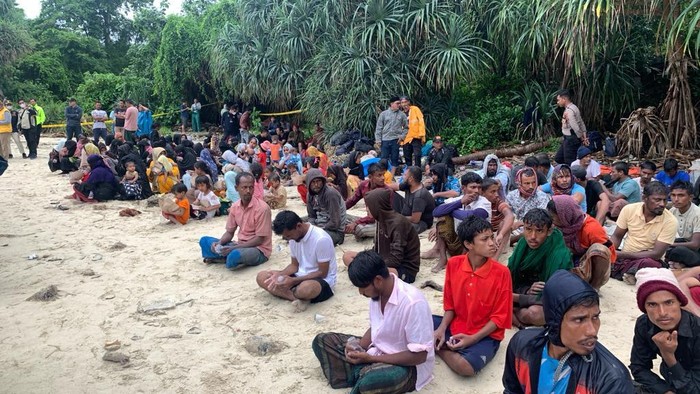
left=199, top=149, right=219, bottom=182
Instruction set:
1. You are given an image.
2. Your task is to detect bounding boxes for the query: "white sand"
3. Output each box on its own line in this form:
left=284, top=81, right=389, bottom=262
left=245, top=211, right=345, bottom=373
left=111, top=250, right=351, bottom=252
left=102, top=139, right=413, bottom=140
left=0, top=137, right=641, bottom=393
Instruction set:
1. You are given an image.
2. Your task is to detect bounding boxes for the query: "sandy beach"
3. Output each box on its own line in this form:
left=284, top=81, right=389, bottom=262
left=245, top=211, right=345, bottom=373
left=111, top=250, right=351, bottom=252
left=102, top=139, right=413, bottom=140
left=0, top=137, right=642, bottom=393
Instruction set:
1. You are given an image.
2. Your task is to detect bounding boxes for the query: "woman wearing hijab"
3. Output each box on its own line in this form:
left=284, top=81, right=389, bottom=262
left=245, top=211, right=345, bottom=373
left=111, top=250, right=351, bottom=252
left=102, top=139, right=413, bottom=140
left=59, top=140, right=80, bottom=174
left=429, top=163, right=460, bottom=206
left=540, top=164, right=587, bottom=212
left=176, top=144, right=197, bottom=173
left=199, top=148, right=219, bottom=183
left=326, top=164, right=349, bottom=200
left=547, top=195, right=615, bottom=291
left=306, top=146, right=328, bottom=176
left=147, top=147, right=180, bottom=194
left=71, top=154, right=119, bottom=202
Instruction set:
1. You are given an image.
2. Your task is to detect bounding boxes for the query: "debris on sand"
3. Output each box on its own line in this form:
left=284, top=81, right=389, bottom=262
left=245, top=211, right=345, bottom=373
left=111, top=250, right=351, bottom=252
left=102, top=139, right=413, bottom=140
left=419, top=280, right=444, bottom=292
left=244, top=336, right=286, bottom=357
left=108, top=242, right=127, bottom=251
left=80, top=269, right=96, bottom=276
left=104, top=340, right=121, bottom=351
left=138, top=299, right=176, bottom=314
left=119, top=208, right=141, bottom=217
left=102, top=351, right=130, bottom=366
left=145, top=195, right=160, bottom=207
left=26, top=285, right=59, bottom=302
left=187, top=327, right=202, bottom=335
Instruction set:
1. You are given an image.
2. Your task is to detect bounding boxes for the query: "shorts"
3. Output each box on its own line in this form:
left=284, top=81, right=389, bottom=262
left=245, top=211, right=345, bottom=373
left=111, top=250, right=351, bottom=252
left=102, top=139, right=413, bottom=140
left=292, top=277, right=334, bottom=304
left=432, top=315, right=500, bottom=373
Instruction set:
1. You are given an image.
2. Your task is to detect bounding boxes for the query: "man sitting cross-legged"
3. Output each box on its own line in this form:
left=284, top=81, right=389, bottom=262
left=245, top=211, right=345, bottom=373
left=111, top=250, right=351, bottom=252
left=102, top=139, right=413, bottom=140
left=433, top=216, right=512, bottom=377
left=610, top=182, right=678, bottom=283
left=506, top=167, right=551, bottom=244
left=312, top=251, right=435, bottom=393
left=257, top=210, right=337, bottom=312
left=547, top=195, right=616, bottom=291
left=666, top=180, right=700, bottom=269
left=509, top=208, right=572, bottom=327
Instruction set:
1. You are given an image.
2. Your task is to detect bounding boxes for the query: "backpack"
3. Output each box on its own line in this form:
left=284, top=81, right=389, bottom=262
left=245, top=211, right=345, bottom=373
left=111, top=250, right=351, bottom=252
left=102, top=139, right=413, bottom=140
left=604, top=137, right=616, bottom=157
left=587, top=131, right=603, bottom=153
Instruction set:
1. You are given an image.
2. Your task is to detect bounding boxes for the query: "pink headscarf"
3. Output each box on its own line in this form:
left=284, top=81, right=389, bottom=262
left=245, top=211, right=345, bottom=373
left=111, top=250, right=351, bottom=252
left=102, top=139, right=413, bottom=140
left=551, top=194, right=587, bottom=255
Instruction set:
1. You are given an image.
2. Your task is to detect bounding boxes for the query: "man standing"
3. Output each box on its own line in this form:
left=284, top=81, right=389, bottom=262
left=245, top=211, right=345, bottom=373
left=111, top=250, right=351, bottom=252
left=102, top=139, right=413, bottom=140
left=611, top=182, right=678, bottom=282
left=667, top=181, right=700, bottom=269
left=113, top=100, right=126, bottom=136
left=64, top=98, right=83, bottom=141
left=602, top=161, right=641, bottom=220
left=257, top=211, right=337, bottom=312
left=191, top=98, right=202, bottom=132
left=180, top=100, right=190, bottom=134
left=123, top=99, right=138, bottom=143
left=375, top=96, right=407, bottom=175
left=554, top=89, right=588, bottom=165
left=29, top=98, right=44, bottom=152
left=0, top=100, right=12, bottom=159
left=306, top=168, right=347, bottom=245
left=90, top=101, right=108, bottom=145
left=17, top=99, right=37, bottom=160
left=503, top=270, right=635, bottom=393
left=199, top=172, right=272, bottom=269
left=399, top=166, right=435, bottom=234
left=631, top=268, right=700, bottom=393
left=400, top=96, right=425, bottom=168
left=312, top=251, right=434, bottom=393
left=239, top=108, right=251, bottom=142
left=7, top=101, right=26, bottom=159
left=222, top=105, right=241, bottom=142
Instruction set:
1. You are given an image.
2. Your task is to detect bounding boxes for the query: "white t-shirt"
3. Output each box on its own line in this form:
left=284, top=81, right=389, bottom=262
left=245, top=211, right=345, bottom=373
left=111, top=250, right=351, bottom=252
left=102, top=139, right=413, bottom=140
left=91, top=109, right=107, bottom=129
left=195, top=190, right=220, bottom=218
left=670, top=203, right=700, bottom=240
left=289, top=225, right=337, bottom=287
left=570, top=158, right=601, bottom=179
left=443, top=195, right=492, bottom=231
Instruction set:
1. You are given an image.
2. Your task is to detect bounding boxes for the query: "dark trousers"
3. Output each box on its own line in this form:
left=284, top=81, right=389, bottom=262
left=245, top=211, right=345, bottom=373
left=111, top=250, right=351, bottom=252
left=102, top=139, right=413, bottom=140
left=22, top=127, right=39, bottom=158
left=380, top=139, right=400, bottom=167
left=554, top=135, right=581, bottom=165
left=667, top=245, right=700, bottom=267
left=402, top=139, right=422, bottom=168
left=93, top=128, right=108, bottom=145
left=66, top=125, right=82, bottom=141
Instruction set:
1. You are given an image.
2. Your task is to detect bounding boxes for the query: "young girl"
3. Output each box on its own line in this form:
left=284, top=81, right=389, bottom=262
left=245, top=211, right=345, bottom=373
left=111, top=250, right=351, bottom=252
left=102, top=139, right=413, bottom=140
left=481, top=178, right=515, bottom=257
left=123, top=161, right=139, bottom=184
left=250, top=162, right=265, bottom=199
left=263, top=172, right=287, bottom=209
left=161, top=183, right=190, bottom=225
left=186, top=161, right=214, bottom=201
left=191, top=176, right=221, bottom=220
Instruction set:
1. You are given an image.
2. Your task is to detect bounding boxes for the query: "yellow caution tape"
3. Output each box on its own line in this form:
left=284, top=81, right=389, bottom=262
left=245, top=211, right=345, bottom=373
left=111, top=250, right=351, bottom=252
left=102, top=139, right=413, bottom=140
left=259, top=109, right=303, bottom=116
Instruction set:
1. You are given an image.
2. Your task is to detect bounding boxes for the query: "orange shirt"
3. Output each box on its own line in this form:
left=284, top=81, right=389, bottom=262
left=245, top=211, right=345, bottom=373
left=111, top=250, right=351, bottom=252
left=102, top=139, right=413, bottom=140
left=443, top=255, right=513, bottom=341
left=174, top=198, right=190, bottom=224
left=579, top=215, right=617, bottom=262
left=269, top=142, right=282, bottom=161
left=225, top=196, right=272, bottom=257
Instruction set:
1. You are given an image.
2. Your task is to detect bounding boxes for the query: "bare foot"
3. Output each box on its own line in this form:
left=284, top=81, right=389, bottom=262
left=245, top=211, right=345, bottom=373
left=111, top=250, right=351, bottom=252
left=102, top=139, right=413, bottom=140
left=421, top=250, right=439, bottom=259
left=292, top=299, right=309, bottom=313
left=419, top=280, right=443, bottom=291
left=431, top=262, right=446, bottom=273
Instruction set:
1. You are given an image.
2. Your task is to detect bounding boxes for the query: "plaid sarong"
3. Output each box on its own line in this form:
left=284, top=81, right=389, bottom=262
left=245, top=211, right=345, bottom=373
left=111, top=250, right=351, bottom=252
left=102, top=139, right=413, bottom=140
left=436, top=216, right=464, bottom=257
left=312, top=332, right=417, bottom=393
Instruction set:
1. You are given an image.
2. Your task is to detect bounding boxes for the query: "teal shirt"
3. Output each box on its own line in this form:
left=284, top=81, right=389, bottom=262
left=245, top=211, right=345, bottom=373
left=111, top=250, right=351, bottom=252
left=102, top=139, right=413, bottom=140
left=613, top=177, right=640, bottom=203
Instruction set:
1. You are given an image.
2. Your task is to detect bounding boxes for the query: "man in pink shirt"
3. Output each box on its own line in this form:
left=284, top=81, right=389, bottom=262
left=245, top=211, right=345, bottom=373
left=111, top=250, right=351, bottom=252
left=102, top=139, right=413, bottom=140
left=199, top=172, right=272, bottom=269
left=313, top=251, right=434, bottom=393
left=123, top=99, right=139, bottom=143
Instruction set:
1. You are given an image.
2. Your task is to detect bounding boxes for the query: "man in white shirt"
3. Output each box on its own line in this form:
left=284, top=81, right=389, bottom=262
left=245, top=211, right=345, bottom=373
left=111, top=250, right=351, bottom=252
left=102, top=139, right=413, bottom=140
left=91, top=101, right=108, bottom=145
left=257, top=210, right=337, bottom=312
left=667, top=180, right=700, bottom=268
left=313, top=250, right=434, bottom=393
left=570, top=146, right=601, bottom=179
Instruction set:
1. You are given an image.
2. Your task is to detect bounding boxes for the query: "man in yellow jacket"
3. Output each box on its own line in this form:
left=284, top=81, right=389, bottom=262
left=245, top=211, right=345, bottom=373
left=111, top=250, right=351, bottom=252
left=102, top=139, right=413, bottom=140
left=0, top=100, right=12, bottom=160
left=400, top=96, right=426, bottom=168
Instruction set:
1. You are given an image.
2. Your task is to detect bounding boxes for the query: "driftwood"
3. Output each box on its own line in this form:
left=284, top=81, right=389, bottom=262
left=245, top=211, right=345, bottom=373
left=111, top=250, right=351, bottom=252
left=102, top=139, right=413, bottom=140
left=452, top=141, right=551, bottom=165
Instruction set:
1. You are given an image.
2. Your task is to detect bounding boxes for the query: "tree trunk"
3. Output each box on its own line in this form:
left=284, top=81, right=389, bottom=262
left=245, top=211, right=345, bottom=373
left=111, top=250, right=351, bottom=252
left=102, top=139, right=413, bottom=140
left=659, top=52, right=697, bottom=150
left=451, top=141, right=551, bottom=165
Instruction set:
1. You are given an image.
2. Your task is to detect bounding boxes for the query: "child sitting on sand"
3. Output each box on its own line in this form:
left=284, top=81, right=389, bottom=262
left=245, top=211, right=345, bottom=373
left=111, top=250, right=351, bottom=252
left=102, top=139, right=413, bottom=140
left=250, top=162, right=265, bottom=199
left=122, top=161, right=139, bottom=184
left=191, top=176, right=221, bottom=220
left=161, top=183, right=190, bottom=225
left=264, top=172, right=287, bottom=209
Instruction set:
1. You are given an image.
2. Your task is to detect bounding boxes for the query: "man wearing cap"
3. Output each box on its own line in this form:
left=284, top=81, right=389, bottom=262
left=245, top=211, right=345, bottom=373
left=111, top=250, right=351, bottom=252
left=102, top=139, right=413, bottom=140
left=570, top=146, right=601, bottom=180
left=630, top=267, right=700, bottom=393
left=400, top=96, right=425, bottom=168
left=554, top=89, right=588, bottom=166
left=503, top=270, right=635, bottom=393
left=425, top=135, right=455, bottom=174
left=375, top=96, right=407, bottom=176
left=602, top=161, right=641, bottom=220
left=571, top=165, right=609, bottom=225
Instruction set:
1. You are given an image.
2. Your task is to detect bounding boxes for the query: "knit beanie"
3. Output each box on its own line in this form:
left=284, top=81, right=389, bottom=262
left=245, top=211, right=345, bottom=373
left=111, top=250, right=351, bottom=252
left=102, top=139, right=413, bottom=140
left=635, top=268, right=688, bottom=313
left=576, top=146, right=592, bottom=160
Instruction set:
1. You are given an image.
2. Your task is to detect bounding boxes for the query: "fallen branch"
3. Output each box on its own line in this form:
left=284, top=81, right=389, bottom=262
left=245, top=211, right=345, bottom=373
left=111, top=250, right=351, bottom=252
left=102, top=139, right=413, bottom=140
left=451, top=141, right=551, bottom=165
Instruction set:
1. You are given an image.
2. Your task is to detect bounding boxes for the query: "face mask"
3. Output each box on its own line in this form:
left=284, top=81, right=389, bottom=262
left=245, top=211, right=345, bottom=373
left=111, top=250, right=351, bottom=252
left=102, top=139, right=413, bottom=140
left=6, top=105, right=12, bottom=110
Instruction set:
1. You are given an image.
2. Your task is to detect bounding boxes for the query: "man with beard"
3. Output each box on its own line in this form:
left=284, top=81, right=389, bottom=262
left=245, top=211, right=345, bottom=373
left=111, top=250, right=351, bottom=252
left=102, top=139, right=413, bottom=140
left=399, top=166, right=435, bottom=234
left=506, top=167, right=551, bottom=244
left=631, top=267, right=700, bottom=393
left=611, top=182, right=678, bottom=283
left=602, top=161, right=641, bottom=220
left=503, top=270, right=635, bottom=393
left=345, top=163, right=391, bottom=240
left=312, top=251, right=434, bottom=393
left=257, top=211, right=337, bottom=312
left=199, top=172, right=272, bottom=269
left=400, top=96, right=425, bottom=168
left=306, top=168, right=347, bottom=245
left=476, top=154, right=510, bottom=197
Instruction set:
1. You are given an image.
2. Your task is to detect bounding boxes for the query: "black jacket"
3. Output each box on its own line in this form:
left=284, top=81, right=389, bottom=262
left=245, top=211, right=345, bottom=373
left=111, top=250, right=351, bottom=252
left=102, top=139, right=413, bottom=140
left=630, top=310, right=700, bottom=394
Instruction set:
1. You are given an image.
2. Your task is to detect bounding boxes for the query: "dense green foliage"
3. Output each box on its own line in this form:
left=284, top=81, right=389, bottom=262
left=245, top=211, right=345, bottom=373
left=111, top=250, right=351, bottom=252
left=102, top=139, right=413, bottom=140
left=2, top=0, right=700, bottom=154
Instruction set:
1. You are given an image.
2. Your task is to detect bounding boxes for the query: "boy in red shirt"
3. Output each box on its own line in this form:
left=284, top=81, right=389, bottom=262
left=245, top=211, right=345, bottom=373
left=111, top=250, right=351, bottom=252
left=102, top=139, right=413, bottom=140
left=433, top=215, right=513, bottom=376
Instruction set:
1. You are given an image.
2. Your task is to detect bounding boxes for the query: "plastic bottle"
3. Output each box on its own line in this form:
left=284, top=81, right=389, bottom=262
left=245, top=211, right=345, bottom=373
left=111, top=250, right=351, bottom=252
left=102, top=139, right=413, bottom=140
left=346, top=336, right=362, bottom=351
